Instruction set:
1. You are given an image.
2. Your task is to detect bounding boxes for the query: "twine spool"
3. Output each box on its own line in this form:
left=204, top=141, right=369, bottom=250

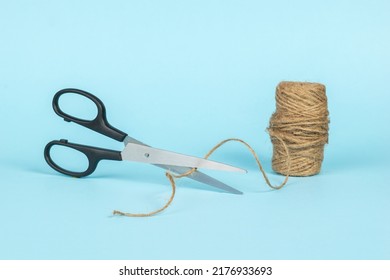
left=268, top=81, right=329, bottom=176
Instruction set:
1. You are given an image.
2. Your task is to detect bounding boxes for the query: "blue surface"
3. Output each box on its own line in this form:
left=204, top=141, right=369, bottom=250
left=0, top=0, right=389, bottom=259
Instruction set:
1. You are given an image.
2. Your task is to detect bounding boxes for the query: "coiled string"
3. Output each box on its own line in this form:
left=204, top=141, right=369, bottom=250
left=269, top=82, right=329, bottom=176
left=113, top=137, right=290, bottom=217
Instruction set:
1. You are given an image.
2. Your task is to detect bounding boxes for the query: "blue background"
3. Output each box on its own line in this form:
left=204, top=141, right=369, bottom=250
left=0, top=0, right=389, bottom=259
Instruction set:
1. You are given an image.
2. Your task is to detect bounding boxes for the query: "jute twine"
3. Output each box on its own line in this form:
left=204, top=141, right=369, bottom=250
left=113, top=138, right=290, bottom=217
left=112, top=81, right=329, bottom=217
left=268, top=81, right=329, bottom=176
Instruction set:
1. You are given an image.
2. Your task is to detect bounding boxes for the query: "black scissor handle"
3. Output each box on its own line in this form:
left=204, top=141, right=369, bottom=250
left=53, top=88, right=128, bottom=142
left=44, top=139, right=122, bottom=177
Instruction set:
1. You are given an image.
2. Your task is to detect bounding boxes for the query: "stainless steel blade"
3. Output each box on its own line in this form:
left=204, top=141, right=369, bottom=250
left=124, top=135, right=145, bottom=146
left=155, top=164, right=243, bottom=195
left=123, top=136, right=243, bottom=194
left=121, top=142, right=246, bottom=173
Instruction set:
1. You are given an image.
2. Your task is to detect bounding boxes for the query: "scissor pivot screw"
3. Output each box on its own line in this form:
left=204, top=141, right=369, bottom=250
left=144, top=153, right=150, bottom=158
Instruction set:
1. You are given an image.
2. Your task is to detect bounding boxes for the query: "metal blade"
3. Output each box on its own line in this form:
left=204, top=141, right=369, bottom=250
left=155, top=164, right=243, bottom=195
left=123, top=136, right=243, bottom=194
left=124, top=135, right=145, bottom=146
left=121, top=142, right=246, bottom=173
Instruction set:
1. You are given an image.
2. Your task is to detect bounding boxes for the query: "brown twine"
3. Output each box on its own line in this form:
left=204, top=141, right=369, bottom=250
left=113, top=138, right=290, bottom=217
left=268, top=81, right=329, bottom=176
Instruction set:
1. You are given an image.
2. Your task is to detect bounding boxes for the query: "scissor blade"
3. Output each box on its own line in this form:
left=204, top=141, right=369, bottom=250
left=123, top=136, right=242, bottom=194
left=121, top=142, right=246, bottom=173
left=155, top=165, right=243, bottom=195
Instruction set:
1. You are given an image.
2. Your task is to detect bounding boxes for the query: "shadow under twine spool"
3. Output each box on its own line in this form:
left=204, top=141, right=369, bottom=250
left=268, top=81, right=329, bottom=176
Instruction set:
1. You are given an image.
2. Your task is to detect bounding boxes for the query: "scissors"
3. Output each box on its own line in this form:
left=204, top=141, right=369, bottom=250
left=44, top=88, right=244, bottom=194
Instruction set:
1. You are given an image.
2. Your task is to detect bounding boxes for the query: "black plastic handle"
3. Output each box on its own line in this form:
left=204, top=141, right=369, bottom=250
left=44, top=139, right=122, bottom=177
left=53, top=88, right=128, bottom=142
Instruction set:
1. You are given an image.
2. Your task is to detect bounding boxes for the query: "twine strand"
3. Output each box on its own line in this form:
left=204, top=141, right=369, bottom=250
left=113, top=137, right=290, bottom=217
left=112, top=172, right=176, bottom=217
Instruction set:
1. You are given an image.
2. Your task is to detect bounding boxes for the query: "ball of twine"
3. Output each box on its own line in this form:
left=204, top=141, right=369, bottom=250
left=268, top=81, right=329, bottom=176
